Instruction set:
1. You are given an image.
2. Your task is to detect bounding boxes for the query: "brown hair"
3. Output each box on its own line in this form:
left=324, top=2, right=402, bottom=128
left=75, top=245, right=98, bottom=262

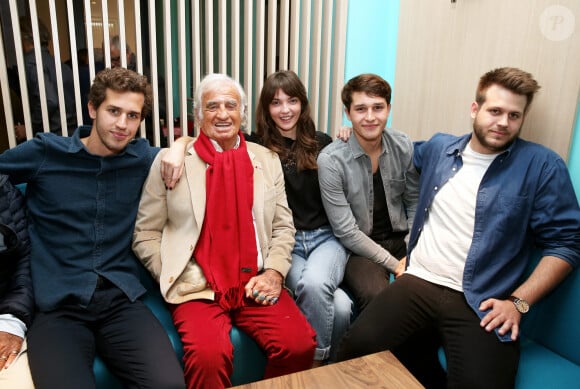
left=341, top=73, right=392, bottom=112
left=88, top=67, right=152, bottom=120
left=476, top=67, right=540, bottom=113
left=255, top=70, right=318, bottom=171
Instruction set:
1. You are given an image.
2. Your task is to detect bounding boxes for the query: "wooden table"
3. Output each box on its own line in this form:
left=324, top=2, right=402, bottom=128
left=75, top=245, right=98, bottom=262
left=232, top=350, right=424, bottom=389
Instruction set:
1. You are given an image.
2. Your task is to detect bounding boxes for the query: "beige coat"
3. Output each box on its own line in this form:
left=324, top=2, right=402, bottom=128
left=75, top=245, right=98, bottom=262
left=132, top=140, right=295, bottom=304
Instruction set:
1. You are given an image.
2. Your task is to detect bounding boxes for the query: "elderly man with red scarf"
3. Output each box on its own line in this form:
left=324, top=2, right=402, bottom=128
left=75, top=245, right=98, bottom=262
left=133, top=73, right=316, bottom=389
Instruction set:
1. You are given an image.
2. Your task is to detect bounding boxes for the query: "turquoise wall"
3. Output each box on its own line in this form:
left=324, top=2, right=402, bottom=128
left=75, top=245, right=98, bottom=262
left=344, top=1, right=399, bottom=83
left=568, top=97, right=580, bottom=198
left=344, top=0, right=399, bottom=126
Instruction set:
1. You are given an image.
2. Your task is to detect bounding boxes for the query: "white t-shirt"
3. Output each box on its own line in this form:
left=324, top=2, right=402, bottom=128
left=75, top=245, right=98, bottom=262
left=407, top=143, right=498, bottom=291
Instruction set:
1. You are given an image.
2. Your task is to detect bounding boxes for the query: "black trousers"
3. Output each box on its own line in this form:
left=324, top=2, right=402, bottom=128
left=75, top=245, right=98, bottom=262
left=28, top=283, right=185, bottom=389
left=336, top=274, right=519, bottom=389
left=342, top=238, right=406, bottom=313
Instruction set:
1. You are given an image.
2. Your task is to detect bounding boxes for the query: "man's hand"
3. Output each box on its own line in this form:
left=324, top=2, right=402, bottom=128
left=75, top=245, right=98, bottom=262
left=244, top=269, right=283, bottom=306
left=161, top=136, right=192, bottom=189
left=0, top=332, right=23, bottom=370
left=479, top=298, right=522, bottom=341
left=336, top=126, right=352, bottom=142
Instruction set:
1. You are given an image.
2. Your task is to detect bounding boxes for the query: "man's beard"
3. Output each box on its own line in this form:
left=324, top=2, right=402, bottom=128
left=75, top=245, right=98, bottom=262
left=472, top=120, right=520, bottom=153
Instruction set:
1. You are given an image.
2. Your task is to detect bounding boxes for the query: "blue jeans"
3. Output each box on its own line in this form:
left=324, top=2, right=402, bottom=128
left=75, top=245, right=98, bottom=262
left=286, top=226, right=350, bottom=361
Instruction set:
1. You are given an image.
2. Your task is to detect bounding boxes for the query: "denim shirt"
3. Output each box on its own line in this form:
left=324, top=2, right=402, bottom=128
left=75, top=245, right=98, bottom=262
left=318, top=129, right=419, bottom=272
left=0, top=127, right=159, bottom=311
left=409, top=133, right=580, bottom=341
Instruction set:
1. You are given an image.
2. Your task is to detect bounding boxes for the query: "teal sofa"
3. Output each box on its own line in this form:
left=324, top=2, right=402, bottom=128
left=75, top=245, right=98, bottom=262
left=516, top=253, right=580, bottom=388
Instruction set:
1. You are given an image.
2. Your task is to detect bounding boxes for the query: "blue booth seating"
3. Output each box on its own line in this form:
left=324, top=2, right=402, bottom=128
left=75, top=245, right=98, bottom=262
left=94, top=267, right=268, bottom=388
left=14, top=184, right=268, bottom=387
left=438, top=250, right=580, bottom=388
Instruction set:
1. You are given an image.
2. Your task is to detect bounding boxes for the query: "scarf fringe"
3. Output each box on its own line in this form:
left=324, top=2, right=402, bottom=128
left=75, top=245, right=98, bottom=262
left=215, top=284, right=247, bottom=311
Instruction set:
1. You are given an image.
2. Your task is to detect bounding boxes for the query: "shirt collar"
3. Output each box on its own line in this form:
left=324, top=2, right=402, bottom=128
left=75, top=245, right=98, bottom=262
left=210, top=134, right=240, bottom=152
left=67, top=126, right=91, bottom=154
left=348, top=129, right=387, bottom=159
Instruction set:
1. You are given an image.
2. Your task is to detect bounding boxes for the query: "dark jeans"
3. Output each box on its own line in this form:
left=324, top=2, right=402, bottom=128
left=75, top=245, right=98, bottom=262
left=343, top=237, right=406, bottom=312
left=336, top=274, right=519, bottom=389
left=28, top=282, right=185, bottom=389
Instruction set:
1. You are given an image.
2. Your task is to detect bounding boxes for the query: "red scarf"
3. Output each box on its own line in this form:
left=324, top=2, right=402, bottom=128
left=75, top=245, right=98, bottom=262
left=193, top=131, right=257, bottom=310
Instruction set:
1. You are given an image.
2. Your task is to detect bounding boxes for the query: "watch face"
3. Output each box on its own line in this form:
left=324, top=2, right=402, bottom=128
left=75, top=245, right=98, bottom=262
left=514, top=299, right=530, bottom=314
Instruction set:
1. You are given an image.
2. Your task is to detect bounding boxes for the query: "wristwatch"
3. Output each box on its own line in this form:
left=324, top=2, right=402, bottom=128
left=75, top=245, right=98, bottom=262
left=509, top=295, right=530, bottom=314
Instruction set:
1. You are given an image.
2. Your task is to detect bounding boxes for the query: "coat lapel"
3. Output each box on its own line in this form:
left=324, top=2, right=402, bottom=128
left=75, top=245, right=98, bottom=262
left=248, top=148, right=264, bottom=238
left=185, top=145, right=207, bottom=227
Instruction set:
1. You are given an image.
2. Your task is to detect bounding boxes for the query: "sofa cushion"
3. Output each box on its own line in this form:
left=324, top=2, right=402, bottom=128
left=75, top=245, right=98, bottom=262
left=520, top=253, right=580, bottom=365
left=516, top=336, right=580, bottom=389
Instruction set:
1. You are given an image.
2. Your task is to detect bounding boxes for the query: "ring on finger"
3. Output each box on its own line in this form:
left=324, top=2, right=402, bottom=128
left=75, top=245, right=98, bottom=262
left=252, top=290, right=259, bottom=298
left=258, top=295, right=266, bottom=301
left=0, top=356, right=7, bottom=360
left=11, top=350, right=18, bottom=354
left=271, top=297, right=279, bottom=304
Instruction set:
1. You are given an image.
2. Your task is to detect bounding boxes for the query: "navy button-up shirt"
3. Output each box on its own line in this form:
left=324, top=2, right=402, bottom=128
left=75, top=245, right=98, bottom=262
left=0, top=127, right=159, bottom=311
left=409, top=133, right=580, bottom=341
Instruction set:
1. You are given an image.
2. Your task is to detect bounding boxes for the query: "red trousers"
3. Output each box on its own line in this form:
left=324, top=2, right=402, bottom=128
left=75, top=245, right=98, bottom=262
left=170, top=290, right=316, bottom=389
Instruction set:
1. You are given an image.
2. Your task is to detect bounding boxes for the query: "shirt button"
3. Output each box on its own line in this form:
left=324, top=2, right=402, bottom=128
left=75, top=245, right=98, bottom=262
left=424, top=208, right=428, bottom=212
left=169, top=276, right=175, bottom=283
left=434, top=186, right=438, bottom=191
left=189, top=245, right=194, bottom=251
left=452, top=167, right=456, bottom=171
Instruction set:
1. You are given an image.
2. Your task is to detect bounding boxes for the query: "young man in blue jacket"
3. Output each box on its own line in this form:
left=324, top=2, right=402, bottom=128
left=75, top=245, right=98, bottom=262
left=336, top=67, right=580, bottom=388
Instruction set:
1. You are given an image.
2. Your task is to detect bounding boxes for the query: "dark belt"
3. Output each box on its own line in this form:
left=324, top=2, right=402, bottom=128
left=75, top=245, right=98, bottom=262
left=95, top=275, right=112, bottom=289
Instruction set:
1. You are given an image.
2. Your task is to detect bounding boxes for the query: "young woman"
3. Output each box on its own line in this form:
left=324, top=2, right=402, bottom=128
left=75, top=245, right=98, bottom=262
left=248, top=70, right=350, bottom=366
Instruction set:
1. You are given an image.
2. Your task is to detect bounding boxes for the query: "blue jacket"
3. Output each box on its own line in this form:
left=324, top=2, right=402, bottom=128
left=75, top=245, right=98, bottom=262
left=409, top=133, right=580, bottom=341
left=0, top=174, right=33, bottom=328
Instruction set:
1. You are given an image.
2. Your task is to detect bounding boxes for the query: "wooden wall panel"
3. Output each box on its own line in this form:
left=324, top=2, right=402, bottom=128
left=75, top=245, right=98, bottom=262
left=392, top=0, right=580, bottom=159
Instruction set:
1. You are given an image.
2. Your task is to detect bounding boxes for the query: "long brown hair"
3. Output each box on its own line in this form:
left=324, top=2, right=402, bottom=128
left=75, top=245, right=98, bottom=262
left=255, top=70, right=318, bottom=171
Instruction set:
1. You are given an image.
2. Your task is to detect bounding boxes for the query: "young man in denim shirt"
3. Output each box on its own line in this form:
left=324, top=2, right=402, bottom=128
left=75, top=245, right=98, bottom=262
left=336, top=67, right=580, bottom=389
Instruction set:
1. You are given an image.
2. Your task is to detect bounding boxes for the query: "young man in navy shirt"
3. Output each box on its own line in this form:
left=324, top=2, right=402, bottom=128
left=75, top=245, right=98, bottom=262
left=0, top=67, right=188, bottom=388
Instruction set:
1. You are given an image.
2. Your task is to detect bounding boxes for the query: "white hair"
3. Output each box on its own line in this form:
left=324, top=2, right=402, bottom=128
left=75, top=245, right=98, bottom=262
left=194, top=73, right=247, bottom=131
